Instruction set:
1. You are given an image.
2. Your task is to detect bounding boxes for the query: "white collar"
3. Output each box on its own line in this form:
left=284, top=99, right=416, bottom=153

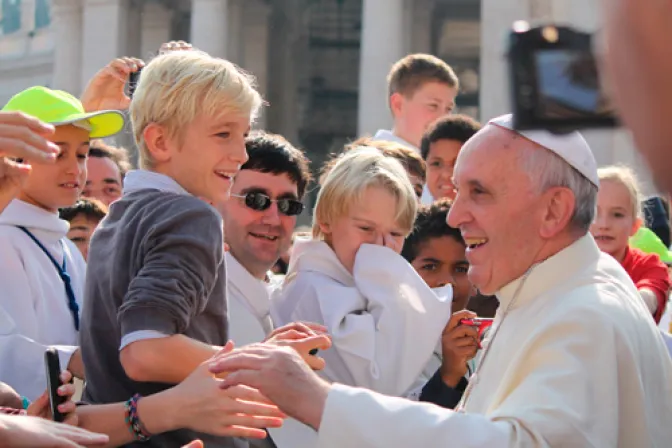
left=287, top=238, right=354, bottom=287
left=226, top=252, right=272, bottom=319
left=123, top=169, right=191, bottom=196
left=0, top=200, right=69, bottom=240
left=496, top=234, right=600, bottom=311
left=373, top=129, right=420, bottom=154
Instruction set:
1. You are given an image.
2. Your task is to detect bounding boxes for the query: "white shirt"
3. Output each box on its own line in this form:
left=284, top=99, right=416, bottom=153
left=225, top=252, right=274, bottom=346
left=272, top=239, right=452, bottom=394
left=0, top=200, right=85, bottom=400
left=316, top=235, right=672, bottom=447
left=270, top=239, right=452, bottom=448
left=373, top=129, right=435, bottom=205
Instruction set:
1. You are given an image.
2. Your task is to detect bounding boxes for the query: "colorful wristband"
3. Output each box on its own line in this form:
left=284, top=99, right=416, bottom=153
left=124, top=394, right=152, bottom=441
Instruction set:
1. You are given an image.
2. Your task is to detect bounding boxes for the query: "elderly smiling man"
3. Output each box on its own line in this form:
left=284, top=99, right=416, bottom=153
left=209, top=114, right=672, bottom=447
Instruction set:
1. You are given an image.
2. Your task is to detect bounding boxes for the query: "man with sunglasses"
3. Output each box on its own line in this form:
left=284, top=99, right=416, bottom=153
left=221, top=132, right=312, bottom=347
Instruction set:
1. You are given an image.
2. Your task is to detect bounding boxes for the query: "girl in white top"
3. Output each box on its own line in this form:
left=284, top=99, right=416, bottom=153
left=271, top=147, right=453, bottom=397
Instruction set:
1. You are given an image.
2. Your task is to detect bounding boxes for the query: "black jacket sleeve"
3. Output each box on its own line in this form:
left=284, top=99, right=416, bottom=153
left=419, top=368, right=468, bottom=409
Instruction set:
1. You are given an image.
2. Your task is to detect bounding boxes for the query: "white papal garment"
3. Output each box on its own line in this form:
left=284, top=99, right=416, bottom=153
left=316, top=235, right=672, bottom=447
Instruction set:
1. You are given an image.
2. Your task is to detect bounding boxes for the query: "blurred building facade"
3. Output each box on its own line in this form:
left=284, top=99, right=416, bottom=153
left=0, top=0, right=654, bottom=196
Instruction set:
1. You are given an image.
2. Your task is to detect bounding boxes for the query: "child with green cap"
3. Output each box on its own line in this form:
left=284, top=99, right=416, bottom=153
left=0, top=85, right=125, bottom=402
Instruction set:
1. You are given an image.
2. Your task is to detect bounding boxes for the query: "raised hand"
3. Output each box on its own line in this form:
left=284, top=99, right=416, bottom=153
left=439, top=310, right=479, bottom=387
left=158, top=41, right=194, bottom=55
left=80, top=57, right=144, bottom=112
left=0, top=111, right=58, bottom=213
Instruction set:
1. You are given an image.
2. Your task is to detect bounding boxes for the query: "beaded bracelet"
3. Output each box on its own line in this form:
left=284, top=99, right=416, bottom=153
left=124, top=394, right=152, bottom=441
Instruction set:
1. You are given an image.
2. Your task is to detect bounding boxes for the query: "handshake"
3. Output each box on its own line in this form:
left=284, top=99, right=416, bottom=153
left=1, top=322, right=330, bottom=448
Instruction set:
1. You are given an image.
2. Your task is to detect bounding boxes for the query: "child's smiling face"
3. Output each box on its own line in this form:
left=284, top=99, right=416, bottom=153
left=19, top=124, right=89, bottom=212
left=410, top=235, right=472, bottom=313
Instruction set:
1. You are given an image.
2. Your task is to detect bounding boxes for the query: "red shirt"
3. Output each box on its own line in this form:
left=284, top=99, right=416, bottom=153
left=621, top=246, right=670, bottom=323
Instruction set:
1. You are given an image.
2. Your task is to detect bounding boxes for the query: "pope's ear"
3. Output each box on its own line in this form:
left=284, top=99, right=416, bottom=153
left=539, top=187, right=575, bottom=239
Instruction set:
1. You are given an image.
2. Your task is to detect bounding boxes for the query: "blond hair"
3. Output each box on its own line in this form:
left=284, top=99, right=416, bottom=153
left=598, top=165, right=643, bottom=220
left=313, top=147, right=418, bottom=239
left=387, top=54, right=459, bottom=99
left=130, top=50, right=263, bottom=169
left=320, top=138, right=426, bottom=185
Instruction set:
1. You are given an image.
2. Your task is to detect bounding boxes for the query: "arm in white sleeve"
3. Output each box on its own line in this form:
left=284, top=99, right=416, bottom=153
left=317, top=309, right=626, bottom=448
left=0, top=307, right=76, bottom=402
left=639, top=288, right=659, bottom=314
left=0, top=247, right=76, bottom=401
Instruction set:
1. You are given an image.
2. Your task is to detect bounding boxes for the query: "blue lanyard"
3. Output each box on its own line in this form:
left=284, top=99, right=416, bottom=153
left=16, top=226, right=80, bottom=331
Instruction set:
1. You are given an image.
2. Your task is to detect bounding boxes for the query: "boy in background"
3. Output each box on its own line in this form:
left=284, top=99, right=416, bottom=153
left=401, top=199, right=478, bottom=409
left=59, top=197, right=108, bottom=261
left=373, top=54, right=459, bottom=151
left=420, top=114, right=481, bottom=202
left=83, top=140, right=131, bottom=206
left=372, top=54, right=459, bottom=204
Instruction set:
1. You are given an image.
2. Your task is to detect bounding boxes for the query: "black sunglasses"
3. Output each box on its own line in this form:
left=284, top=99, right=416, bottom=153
left=232, top=192, right=304, bottom=216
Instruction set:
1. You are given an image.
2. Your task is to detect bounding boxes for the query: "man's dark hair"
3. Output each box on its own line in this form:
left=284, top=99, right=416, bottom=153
left=89, top=140, right=132, bottom=178
left=59, top=197, right=109, bottom=223
left=401, top=199, right=464, bottom=262
left=420, top=114, right=482, bottom=160
left=243, top=132, right=312, bottom=199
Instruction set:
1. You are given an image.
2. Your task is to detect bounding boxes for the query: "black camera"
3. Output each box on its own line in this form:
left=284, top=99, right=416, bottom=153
left=508, top=22, right=618, bottom=132
left=127, top=68, right=142, bottom=99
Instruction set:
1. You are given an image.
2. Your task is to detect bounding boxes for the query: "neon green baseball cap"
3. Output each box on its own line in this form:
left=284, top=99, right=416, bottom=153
left=630, top=227, right=672, bottom=264
left=2, top=86, right=124, bottom=138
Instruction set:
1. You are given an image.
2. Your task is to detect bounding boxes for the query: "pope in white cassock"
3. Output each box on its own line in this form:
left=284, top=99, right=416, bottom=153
left=209, top=114, right=672, bottom=447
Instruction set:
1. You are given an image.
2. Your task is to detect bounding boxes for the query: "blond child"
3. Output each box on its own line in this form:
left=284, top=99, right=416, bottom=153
left=590, top=165, right=670, bottom=322
left=78, top=51, right=320, bottom=447
left=272, top=147, right=453, bottom=395
left=322, top=137, right=427, bottom=201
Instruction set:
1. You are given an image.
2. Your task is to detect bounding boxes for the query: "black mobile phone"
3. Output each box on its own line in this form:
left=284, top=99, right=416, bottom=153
left=44, top=347, right=67, bottom=422
left=128, top=68, right=142, bottom=98
left=508, top=22, right=618, bottom=133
